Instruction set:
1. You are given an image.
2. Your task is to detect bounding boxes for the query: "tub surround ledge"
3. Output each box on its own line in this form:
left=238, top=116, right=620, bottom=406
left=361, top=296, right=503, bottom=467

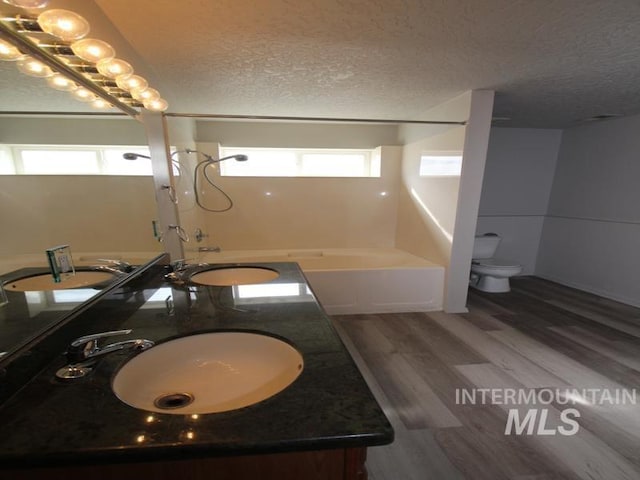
left=0, top=261, right=392, bottom=475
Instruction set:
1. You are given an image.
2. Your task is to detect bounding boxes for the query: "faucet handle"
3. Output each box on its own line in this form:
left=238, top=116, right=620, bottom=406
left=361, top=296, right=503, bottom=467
left=70, top=329, right=133, bottom=348
left=96, top=259, right=133, bottom=272
left=68, top=329, right=133, bottom=363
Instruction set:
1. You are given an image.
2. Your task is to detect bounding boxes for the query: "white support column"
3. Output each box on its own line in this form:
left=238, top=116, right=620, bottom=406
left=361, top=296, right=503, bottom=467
left=141, top=110, right=184, bottom=261
left=445, top=90, right=495, bottom=313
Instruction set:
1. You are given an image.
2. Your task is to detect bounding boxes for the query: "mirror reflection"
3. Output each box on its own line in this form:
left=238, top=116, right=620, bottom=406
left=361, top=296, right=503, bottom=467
left=0, top=55, right=162, bottom=359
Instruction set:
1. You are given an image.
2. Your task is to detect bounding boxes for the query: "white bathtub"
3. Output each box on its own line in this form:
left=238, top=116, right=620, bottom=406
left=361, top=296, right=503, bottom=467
left=197, top=247, right=445, bottom=315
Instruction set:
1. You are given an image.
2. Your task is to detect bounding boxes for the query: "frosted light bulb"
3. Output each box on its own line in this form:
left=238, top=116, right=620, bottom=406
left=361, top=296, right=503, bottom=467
left=46, top=73, right=77, bottom=91
left=96, top=58, right=133, bottom=79
left=37, top=9, right=89, bottom=41
left=71, top=38, right=115, bottom=63
left=0, top=39, right=24, bottom=61
left=16, top=56, right=53, bottom=77
left=71, top=87, right=97, bottom=102
left=131, top=87, right=159, bottom=102
left=116, top=74, right=147, bottom=91
left=91, top=98, right=113, bottom=109
left=143, top=98, right=168, bottom=112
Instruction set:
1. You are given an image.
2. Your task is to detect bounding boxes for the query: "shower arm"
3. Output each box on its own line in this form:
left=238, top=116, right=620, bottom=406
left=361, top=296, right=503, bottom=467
left=122, top=150, right=247, bottom=163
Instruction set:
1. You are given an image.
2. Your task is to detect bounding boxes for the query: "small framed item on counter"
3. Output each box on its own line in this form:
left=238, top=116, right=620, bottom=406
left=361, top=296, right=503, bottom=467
left=46, top=245, right=75, bottom=283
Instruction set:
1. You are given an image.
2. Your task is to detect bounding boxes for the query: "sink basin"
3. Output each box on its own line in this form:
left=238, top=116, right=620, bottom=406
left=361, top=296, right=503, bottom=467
left=189, top=267, right=279, bottom=286
left=3, top=271, right=116, bottom=292
left=112, top=332, right=304, bottom=414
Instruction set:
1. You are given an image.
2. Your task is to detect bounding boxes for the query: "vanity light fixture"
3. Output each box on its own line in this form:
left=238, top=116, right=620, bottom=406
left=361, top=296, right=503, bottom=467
left=0, top=5, right=169, bottom=113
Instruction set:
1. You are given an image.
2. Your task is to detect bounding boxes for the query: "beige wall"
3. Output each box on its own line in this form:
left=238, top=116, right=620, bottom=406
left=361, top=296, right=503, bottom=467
left=187, top=121, right=405, bottom=250
left=196, top=120, right=401, bottom=148
left=0, top=175, right=158, bottom=255
left=0, top=117, right=146, bottom=145
left=394, top=91, right=494, bottom=312
left=191, top=142, right=402, bottom=250
left=395, top=127, right=466, bottom=264
left=1, top=117, right=160, bottom=265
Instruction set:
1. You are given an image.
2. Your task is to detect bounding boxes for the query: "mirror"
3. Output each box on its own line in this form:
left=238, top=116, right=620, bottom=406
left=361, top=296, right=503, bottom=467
left=0, top=42, right=163, bottom=360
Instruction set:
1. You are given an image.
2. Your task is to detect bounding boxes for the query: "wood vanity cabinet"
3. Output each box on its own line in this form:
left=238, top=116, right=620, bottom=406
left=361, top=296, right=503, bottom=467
left=2, top=447, right=368, bottom=480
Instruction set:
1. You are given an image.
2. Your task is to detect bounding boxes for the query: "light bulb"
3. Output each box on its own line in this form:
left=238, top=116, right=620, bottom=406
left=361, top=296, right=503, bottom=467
left=46, top=73, right=77, bottom=91
left=96, top=58, right=133, bottom=79
left=71, top=87, right=97, bottom=102
left=3, top=0, right=50, bottom=7
left=0, top=39, right=24, bottom=61
left=131, top=87, right=159, bottom=102
left=16, top=56, right=53, bottom=77
left=116, top=74, right=148, bottom=92
left=143, top=98, right=168, bottom=112
left=91, top=98, right=113, bottom=109
left=37, top=9, right=89, bottom=41
left=71, top=38, right=115, bottom=63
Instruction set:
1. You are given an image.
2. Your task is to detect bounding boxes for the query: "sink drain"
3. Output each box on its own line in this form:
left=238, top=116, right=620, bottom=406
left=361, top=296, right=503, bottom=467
left=154, top=392, right=195, bottom=410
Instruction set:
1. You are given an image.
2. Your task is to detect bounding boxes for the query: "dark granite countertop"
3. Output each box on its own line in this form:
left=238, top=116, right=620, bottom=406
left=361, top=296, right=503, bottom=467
left=0, top=261, right=393, bottom=468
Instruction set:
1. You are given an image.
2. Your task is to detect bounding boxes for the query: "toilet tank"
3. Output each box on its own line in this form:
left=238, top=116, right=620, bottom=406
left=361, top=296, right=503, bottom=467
left=473, top=234, right=501, bottom=259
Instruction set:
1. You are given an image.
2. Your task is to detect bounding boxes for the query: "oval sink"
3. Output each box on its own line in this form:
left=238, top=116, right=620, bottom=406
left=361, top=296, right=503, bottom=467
left=3, top=271, right=116, bottom=292
left=190, top=267, right=279, bottom=286
left=112, top=332, right=304, bottom=414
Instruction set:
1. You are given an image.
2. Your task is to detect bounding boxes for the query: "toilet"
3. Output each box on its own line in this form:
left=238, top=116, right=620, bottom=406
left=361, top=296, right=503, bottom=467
left=470, top=233, right=522, bottom=293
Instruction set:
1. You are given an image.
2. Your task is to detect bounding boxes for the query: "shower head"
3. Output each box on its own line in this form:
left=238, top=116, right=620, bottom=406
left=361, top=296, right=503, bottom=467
left=123, top=152, right=151, bottom=160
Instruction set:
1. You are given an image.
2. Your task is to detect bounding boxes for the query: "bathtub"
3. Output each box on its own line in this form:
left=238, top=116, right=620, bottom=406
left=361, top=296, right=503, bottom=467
left=197, top=247, right=444, bottom=315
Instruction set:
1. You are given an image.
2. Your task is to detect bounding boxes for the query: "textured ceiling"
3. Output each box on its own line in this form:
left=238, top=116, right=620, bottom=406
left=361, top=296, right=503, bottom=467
left=3, top=0, right=640, bottom=128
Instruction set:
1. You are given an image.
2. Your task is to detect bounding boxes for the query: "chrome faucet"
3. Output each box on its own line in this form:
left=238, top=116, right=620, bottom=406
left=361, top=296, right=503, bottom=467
left=164, top=259, right=207, bottom=284
left=56, top=329, right=154, bottom=380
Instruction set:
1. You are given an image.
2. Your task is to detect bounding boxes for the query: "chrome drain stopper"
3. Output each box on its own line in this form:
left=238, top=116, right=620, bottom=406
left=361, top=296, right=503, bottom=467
left=154, top=392, right=195, bottom=410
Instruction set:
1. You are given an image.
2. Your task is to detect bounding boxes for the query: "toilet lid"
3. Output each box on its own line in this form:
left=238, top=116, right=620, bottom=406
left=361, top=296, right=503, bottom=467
left=472, top=258, right=521, bottom=268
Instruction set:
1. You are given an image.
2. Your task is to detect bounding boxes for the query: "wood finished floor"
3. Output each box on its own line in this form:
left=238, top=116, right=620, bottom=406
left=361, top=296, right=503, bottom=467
left=332, top=277, right=640, bottom=480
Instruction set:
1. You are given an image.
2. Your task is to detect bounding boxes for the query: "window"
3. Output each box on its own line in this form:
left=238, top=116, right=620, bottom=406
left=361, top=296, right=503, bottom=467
left=1, top=145, right=153, bottom=176
left=419, top=152, right=463, bottom=177
left=219, top=147, right=380, bottom=178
